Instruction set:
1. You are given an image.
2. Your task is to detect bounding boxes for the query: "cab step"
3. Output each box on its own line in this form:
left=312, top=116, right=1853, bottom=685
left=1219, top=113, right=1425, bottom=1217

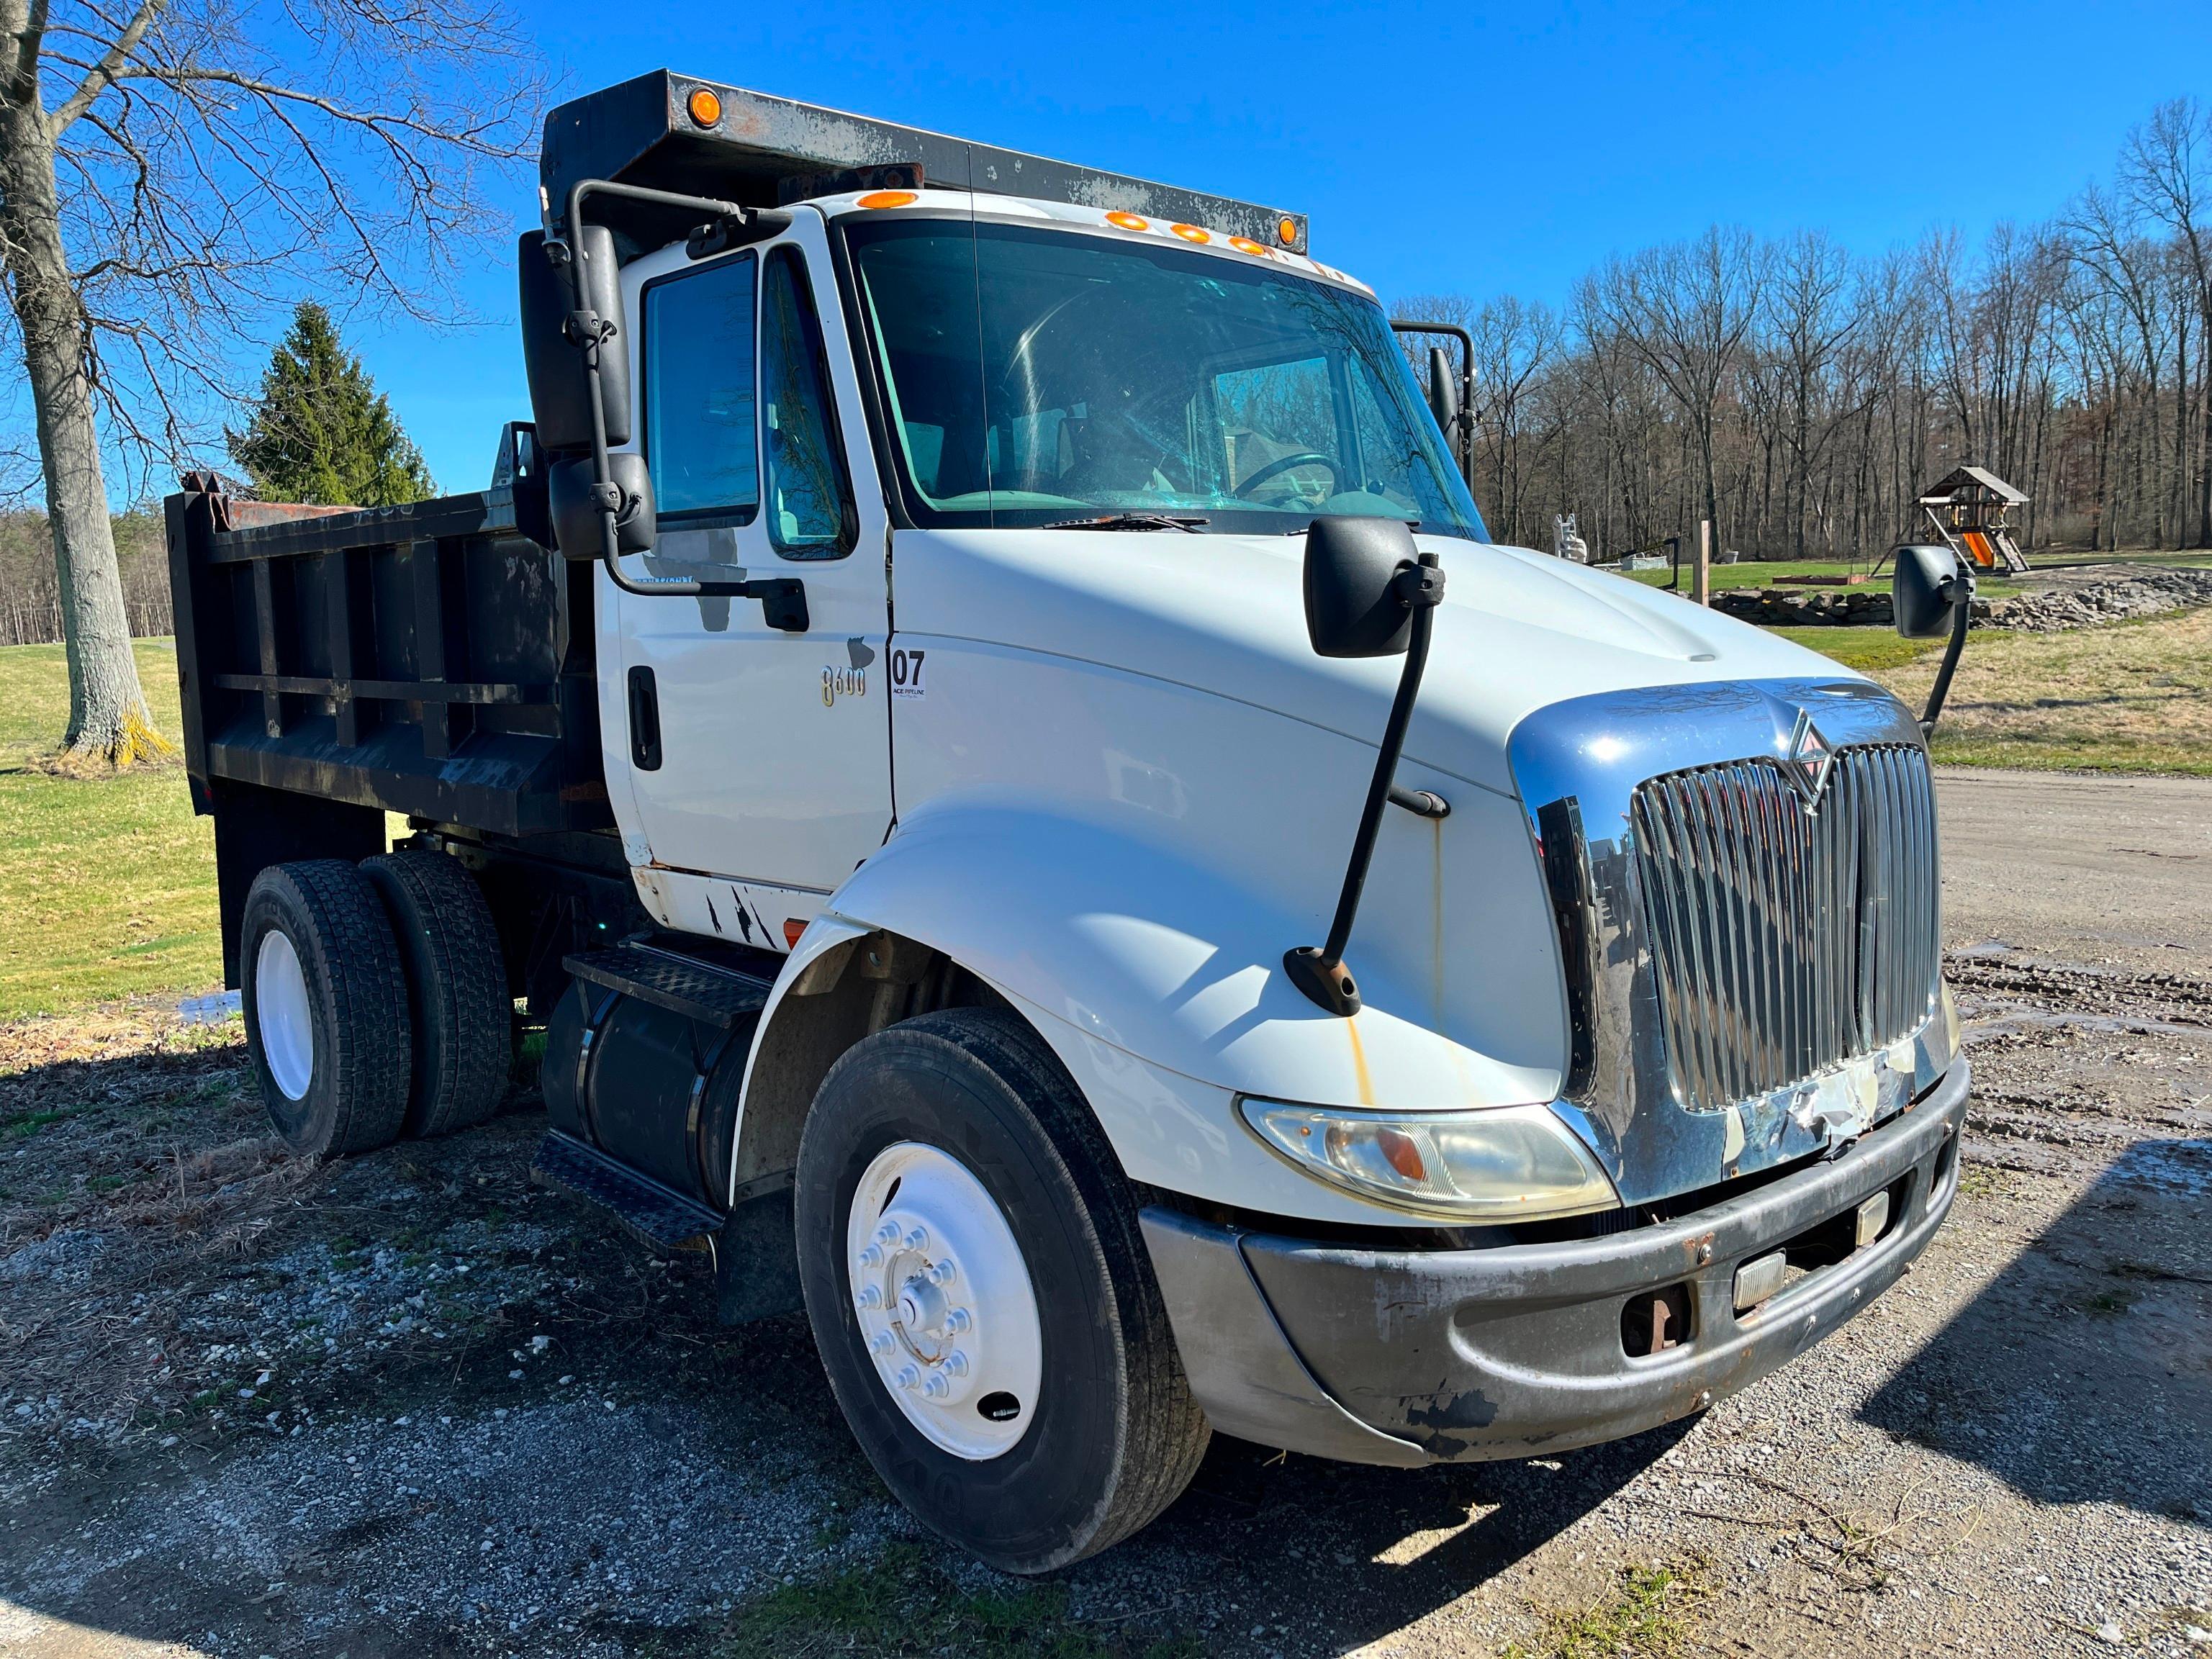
left=530, top=1129, right=721, bottom=1252
left=562, top=941, right=773, bottom=1029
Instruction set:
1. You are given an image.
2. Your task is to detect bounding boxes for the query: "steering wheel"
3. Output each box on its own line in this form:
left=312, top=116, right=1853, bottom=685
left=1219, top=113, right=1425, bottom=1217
left=1234, top=451, right=1340, bottom=499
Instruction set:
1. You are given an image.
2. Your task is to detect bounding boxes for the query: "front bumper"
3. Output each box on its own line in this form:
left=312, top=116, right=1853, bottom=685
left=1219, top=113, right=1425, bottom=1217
left=1141, top=1057, right=1969, bottom=1465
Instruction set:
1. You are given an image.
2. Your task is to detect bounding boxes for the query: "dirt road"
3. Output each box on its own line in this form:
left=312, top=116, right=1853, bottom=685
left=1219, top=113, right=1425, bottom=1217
left=1, top=771, right=2207, bottom=1659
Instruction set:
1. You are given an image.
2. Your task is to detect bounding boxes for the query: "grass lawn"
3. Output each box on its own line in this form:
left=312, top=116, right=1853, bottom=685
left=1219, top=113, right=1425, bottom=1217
left=1875, top=605, right=2212, bottom=776
left=0, top=638, right=222, bottom=1019
left=1772, top=609, right=2212, bottom=774
left=1621, top=547, right=2212, bottom=595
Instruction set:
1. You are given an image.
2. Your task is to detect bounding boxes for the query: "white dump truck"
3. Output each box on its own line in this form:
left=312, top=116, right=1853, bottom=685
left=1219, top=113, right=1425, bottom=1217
left=163, top=71, right=1977, bottom=1572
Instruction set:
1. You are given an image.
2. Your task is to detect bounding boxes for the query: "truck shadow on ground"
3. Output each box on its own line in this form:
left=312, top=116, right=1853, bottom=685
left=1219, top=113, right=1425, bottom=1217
left=1122, top=1416, right=1695, bottom=1650
left=1857, top=1138, right=2212, bottom=1523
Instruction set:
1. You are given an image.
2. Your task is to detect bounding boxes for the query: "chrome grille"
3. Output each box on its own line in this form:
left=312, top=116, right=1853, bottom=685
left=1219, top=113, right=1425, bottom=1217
left=1628, top=744, right=1941, bottom=1113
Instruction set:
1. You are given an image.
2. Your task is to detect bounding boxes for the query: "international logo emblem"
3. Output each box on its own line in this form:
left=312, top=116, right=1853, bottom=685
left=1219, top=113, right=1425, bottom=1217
left=1783, top=710, right=1836, bottom=812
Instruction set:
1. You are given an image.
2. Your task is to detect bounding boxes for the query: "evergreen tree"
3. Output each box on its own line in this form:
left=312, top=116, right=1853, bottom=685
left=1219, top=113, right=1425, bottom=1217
left=227, top=303, right=437, bottom=505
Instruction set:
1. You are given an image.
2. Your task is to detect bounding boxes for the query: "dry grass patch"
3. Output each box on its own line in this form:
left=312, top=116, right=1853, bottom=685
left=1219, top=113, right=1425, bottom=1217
left=1879, top=605, right=2212, bottom=775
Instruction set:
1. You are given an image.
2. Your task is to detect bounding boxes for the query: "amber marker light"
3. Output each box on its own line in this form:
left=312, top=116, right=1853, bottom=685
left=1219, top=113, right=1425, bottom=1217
left=1106, top=210, right=1149, bottom=232
left=783, top=918, right=808, bottom=949
left=857, top=189, right=918, bottom=209
left=1278, top=217, right=1299, bottom=247
left=1170, top=223, right=1211, bottom=243
left=686, top=88, right=722, bottom=127
left=1229, top=236, right=1269, bottom=257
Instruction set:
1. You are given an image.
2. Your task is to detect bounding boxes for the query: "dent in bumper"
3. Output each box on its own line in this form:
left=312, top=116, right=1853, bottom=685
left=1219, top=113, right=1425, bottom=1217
left=1142, top=1057, right=1969, bottom=1464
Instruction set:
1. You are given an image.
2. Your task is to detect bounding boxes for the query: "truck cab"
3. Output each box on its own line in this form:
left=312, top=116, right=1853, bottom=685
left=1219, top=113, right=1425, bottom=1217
left=166, top=72, right=1971, bottom=1574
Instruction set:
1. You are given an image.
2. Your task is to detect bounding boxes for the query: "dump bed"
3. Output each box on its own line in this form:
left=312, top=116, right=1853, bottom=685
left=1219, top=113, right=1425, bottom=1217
left=164, top=435, right=615, bottom=977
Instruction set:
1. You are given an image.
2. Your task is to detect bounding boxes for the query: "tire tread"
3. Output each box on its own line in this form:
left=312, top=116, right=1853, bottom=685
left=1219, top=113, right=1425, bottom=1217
left=363, top=849, right=510, bottom=1137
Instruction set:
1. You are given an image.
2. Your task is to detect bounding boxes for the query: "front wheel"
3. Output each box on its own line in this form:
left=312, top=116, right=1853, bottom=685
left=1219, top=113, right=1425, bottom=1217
left=794, top=1009, right=1209, bottom=1573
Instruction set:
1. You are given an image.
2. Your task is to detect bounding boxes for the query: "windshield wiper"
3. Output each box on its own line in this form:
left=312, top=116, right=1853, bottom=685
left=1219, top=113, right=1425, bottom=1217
left=1042, top=512, right=1208, bottom=533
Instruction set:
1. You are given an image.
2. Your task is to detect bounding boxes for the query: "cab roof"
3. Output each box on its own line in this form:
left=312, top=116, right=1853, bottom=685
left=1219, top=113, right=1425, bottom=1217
left=539, top=71, right=1309, bottom=258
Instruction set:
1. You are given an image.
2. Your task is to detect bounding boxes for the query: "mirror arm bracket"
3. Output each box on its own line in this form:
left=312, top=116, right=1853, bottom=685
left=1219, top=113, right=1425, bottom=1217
left=1919, top=582, right=1973, bottom=733
left=1286, top=552, right=1446, bottom=1016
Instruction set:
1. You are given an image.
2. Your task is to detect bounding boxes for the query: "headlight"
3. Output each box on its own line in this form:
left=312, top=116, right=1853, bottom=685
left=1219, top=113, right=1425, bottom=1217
left=1238, top=1098, right=1619, bottom=1221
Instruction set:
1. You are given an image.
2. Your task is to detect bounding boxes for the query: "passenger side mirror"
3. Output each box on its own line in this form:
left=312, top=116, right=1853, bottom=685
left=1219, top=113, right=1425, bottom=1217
left=1427, top=345, right=1460, bottom=440
left=1892, top=543, right=1972, bottom=639
left=1303, top=516, right=1424, bottom=658
left=518, top=225, right=633, bottom=453
left=550, top=453, right=655, bottom=557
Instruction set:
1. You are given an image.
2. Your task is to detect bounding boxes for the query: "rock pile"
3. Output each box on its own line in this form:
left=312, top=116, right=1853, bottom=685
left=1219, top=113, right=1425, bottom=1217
left=1978, top=565, right=2212, bottom=631
left=1712, top=564, right=2212, bottom=631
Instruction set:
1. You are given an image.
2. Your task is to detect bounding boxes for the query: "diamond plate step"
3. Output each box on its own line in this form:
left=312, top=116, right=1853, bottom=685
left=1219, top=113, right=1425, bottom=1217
left=530, top=1131, right=721, bottom=1252
left=562, top=943, right=772, bottom=1029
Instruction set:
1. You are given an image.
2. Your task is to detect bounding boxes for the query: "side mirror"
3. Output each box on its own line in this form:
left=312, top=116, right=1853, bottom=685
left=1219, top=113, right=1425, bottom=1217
left=518, top=225, right=633, bottom=453
left=1892, top=543, right=1972, bottom=639
left=549, top=453, right=655, bottom=558
left=1303, top=516, right=1423, bottom=658
left=1427, top=345, right=1460, bottom=439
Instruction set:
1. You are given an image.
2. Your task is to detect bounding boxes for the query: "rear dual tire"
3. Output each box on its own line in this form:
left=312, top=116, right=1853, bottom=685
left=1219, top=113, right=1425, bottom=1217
left=241, top=860, right=412, bottom=1158
left=242, top=851, right=510, bottom=1157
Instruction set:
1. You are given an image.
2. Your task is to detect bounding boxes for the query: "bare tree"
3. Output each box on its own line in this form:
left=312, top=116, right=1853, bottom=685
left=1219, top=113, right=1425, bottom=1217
left=1589, top=229, right=1767, bottom=549
left=0, top=1, right=546, bottom=764
left=2121, top=98, right=2212, bottom=546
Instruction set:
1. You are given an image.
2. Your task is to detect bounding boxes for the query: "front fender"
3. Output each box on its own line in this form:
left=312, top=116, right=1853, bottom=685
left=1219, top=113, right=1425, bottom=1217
left=749, top=804, right=1563, bottom=1224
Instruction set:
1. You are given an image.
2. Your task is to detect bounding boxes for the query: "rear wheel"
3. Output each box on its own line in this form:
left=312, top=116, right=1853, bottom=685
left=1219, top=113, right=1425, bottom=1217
left=362, top=849, right=511, bottom=1138
left=240, top=860, right=412, bottom=1157
left=794, top=1008, right=1209, bottom=1573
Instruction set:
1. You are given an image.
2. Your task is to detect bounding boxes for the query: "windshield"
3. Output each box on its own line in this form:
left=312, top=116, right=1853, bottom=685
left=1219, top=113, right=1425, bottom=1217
left=844, top=217, right=1488, bottom=538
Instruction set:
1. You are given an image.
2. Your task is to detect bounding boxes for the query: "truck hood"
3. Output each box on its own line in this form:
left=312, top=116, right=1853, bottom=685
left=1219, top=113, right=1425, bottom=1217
left=900, top=528, right=1857, bottom=798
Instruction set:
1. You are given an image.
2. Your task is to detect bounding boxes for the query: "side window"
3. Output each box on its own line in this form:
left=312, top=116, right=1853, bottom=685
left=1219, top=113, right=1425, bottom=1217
left=644, top=254, right=759, bottom=523
left=760, top=245, right=857, bottom=558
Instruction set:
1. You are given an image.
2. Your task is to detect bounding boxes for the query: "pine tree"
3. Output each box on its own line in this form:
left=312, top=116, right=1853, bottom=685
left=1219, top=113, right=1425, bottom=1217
left=227, top=303, right=438, bottom=506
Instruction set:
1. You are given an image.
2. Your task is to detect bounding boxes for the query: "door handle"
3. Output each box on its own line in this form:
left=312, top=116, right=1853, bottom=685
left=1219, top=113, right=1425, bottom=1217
left=626, top=665, right=662, bottom=770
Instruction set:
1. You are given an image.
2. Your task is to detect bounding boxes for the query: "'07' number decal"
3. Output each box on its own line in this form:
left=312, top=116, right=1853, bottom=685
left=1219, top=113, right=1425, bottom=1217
left=890, top=647, right=926, bottom=700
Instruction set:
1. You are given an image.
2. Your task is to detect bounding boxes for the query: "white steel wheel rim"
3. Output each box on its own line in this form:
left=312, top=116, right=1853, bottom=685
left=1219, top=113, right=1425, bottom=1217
left=846, top=1141, right=1044, bottom=1461
left=254, top=928, right=315, bottom=1102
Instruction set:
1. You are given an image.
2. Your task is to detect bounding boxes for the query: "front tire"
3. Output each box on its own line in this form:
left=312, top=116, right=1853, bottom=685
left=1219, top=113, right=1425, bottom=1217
left=795, top=1009, right=1209, bottom=1573
left=240, top=860, right=412, bottom=1158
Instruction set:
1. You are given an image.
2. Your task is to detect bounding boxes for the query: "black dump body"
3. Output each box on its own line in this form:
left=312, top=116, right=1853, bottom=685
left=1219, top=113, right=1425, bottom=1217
left=165, top=434, right=640, bottom=998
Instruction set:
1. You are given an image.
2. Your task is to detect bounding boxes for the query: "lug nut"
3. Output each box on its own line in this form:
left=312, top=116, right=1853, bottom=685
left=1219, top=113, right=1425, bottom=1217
left=922, top=1372, right=952, bottom=1399
left=944, top=1350, right=970, bottom=1378
left=927, top=1260, right=957, bottom=1286
left=903, top=1226, right=929, bottom=1252
left=894, top=1364, right=921, bottom=1391
left=875, top=1221, right=900, bottom=1246
left=857, top=1244, right=883, bottom=1269
left=946, top=1308, right=972, bottom=1334
left=870, top=1332, right=894, bottom=1357
left=855, top=1285, right=882, bottom=1311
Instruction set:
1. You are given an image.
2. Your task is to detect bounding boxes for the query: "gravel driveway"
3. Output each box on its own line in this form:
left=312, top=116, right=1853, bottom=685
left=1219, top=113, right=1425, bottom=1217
left=1, top=772, right=2207, bottom=1659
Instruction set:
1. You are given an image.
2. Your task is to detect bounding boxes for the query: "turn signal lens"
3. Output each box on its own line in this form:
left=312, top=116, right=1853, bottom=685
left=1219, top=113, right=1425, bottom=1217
left=1170, top=222, right=1210, bottom=243
left=1106, top=210, right=1149, bottom=232
left=783, top=918, right=808, bottom=948
left=686, top=88, right=722, bottom=128
left=1240, top=1099, right=1619, bottom=1221
left=857, top=189, right=918, bottom=209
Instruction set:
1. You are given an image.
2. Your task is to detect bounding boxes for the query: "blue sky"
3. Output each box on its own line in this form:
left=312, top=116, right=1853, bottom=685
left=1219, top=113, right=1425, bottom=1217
left=361, top=0, right=2212, bottom=492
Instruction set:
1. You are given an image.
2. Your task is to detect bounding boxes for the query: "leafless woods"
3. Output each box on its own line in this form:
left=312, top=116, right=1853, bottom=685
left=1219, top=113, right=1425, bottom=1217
left=1406, top=99, right=2212, bottom=563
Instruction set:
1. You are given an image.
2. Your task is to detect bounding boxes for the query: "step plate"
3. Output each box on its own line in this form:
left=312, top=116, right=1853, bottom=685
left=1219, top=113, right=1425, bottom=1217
left=530, top=1131, right=721, bottom=1251
left=563, top=944, right=772, bottom=1029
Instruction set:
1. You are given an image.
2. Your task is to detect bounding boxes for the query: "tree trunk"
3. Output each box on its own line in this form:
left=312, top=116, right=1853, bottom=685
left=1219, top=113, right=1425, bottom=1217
left=0, top=92, right=170, bottom=766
